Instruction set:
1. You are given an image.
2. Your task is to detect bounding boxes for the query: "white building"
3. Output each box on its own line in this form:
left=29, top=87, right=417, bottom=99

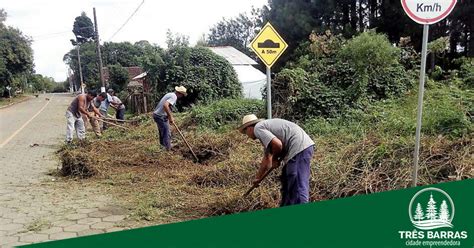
left=207, top=46, right=266, bottom=99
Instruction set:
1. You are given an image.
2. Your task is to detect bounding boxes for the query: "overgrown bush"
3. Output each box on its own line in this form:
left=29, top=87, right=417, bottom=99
left=306, top=85, right=473, bottom=139
left=271, top=31, right=414, bottom=120
left=187, top=98, right=264, bottom=129
left=108, top=64, right=130, bottom=92
left=272, top=68, right=348, bottom=119
left=337, top=31, right=413, bottom=100
left=158, top=47, right=242, bottom=106
left=456, top=57, right=474, bottom=88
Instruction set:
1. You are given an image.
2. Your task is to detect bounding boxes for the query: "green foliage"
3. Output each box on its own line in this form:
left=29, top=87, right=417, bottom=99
left=165, top=30, right=189, bottom=50
left=102, top=42, right=143, bottom=67
left=73, top=12, right=94, bottom=43
left=0, top=12, right=33, bottom=93
left=159, top=47, right=242, bottom=105
left=208, top=8, right=263, bottom=56
left=52, top=81, right=69, bottom=93
left=188, top=98, right=264, bottom=129
left=28, top=74, right=56, bottom=92
left=303, top=84, right=472, bottom=140
left=338, top=31, right=400, bottom=74
left=108, top=64, right=129, bottom=92
left=309, top=30, right=345, bottom=59
left=0, top=9, right=6, bottom=24
left=455, top=57, right=474, bottom=88
left=272, top=68, right=348, bottom=119
left=428, top=37, right=449, bottom=55
left=63, top=42, right=99, bottom=90
left=272, top=31, right=413, bottom=120
left=430, top=65, right=444, bottom=81
left=333, top=31, right=413, bottom=100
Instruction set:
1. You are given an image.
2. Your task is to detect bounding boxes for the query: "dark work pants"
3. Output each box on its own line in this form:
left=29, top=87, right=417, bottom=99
left=153, top=114, right=171, bottom=150
left=116, top=108, right=125, bottom=121
left=280, top=145, right=314, bottom=206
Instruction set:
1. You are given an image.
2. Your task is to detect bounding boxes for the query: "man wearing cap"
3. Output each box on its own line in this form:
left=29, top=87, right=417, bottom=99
left=152, top=86, right=187, bottom=150
left=239, top=114, right=315, bottom=206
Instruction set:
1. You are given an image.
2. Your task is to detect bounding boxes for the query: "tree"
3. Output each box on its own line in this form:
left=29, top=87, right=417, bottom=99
left=108, top=64, right=129, bottom=92
left=63, top=42, right=99, bottom=90
left=425, top=194, right=438, bottom=221
left=414, top=203, right=424, bottom=222
left=0, top=11, right=34, bottom=93
left=102, top=42, right=142, bottom=67
left=166, top=30, right=189, bottom=50
left=208, top=8, right=264, bottom=56
left=0, top=9, right=6, bottom=24
left=28, top=74, right=56, bottom=93
left=159, top=46, right=241, bottom=105
left=428, top=36, right=449, bottom=72
left=72, top=12, right=94, bottom=43
left=439, top=200, right=450, bottom=222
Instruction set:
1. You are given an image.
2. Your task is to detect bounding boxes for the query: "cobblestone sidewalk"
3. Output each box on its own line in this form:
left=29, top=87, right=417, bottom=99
left=0, top=94, right=130, bottom=247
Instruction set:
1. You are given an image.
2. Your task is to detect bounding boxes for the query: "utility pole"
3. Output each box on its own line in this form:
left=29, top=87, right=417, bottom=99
left=93, top=7, right=105, bottom=93
left=76, top=45, right=85, bottom=94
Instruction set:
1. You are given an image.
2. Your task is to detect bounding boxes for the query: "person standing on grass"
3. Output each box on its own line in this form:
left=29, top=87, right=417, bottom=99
left=99, top=89, right=120, bottom=130
left=152, top=86, right=187, bottom=150
left=109, top=90, right=126, bottom=122
left=66, top=90, right=103, bottom=142
left=238, top=114, right=315, bottom=206
left=83, top=92, right=107, bottom=137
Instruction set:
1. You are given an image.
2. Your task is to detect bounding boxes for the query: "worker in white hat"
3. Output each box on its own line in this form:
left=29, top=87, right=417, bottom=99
left=239, top=114, right=315, bottom=206
left=152, top=86, right=187, bottom=150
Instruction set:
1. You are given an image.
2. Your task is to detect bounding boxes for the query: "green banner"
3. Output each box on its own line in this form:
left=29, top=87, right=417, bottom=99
left=24, top=179, right=474, bottom=248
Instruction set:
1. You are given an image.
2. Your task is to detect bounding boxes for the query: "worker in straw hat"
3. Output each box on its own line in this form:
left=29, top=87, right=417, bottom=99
left=152, top=86, right=187, bottom=150
left=239, top=114, right=315, bottom=206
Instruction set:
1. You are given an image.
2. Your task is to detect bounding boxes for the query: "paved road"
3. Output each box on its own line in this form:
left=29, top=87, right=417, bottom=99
left=0, top=94, right=128, bottom=247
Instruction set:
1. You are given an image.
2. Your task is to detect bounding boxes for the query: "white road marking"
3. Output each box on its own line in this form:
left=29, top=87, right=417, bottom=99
left=0, top=96, right=53, bottom=148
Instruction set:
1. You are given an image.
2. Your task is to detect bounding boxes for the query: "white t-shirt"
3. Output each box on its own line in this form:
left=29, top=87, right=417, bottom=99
left=111, top=96, right=125, bottom=110
left=153, top=92, right=177, bottom=116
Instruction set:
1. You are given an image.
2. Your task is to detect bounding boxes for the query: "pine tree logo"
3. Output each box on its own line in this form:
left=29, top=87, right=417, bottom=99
left=409, top=188, right=455, bottom=230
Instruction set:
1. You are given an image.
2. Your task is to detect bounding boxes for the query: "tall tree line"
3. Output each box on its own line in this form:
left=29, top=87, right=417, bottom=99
left=266, top=0, right=473, bottom=57
left=208, top=0, right=473, bottom=70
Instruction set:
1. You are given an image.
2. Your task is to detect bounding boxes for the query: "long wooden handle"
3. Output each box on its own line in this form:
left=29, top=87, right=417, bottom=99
left=91, top=116, right=130, bottom=130
left=101, top=117, right=135, bottom=123
left=172, top=122, right=199, bottom=162
left=243, top=164, right=279, bottom=197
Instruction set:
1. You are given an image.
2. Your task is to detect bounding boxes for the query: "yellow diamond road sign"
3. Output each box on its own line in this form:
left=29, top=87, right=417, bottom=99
left=250, top=22, right=288, bottom=68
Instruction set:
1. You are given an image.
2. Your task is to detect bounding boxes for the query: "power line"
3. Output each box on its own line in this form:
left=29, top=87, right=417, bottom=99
left=32, top=26, right=95, bottom=41
left=107, top=0, right=145, bottom=41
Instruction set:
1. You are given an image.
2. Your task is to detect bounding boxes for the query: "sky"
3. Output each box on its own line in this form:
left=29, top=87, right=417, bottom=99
left=2, top=0, right=268, bottom=82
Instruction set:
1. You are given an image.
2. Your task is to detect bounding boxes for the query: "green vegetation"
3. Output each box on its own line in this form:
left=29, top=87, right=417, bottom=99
left=272, top=31, right=413, bottom=120
left=57, top=77, right=472, bottom=224
left=55, top=0, right=473, bottom=227
left=187, top=98, right=264, bottom=130
left=1, top=9, right=61, bottom=97
left=159, top=46, right=242, bottom=105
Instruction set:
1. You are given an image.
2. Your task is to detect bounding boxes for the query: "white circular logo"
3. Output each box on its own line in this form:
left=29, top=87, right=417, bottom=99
left=409, top=187, right=455, bottom=230
left=401, top=0, right=457, bottom=25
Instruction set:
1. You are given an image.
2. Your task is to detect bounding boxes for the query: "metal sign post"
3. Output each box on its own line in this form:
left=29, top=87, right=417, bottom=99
left=250, top=22, right=288, bottom=119
left=412, top=24, right=429, bottom=187
left=401, top=0, right=457, bottom=187
left=266, top=67, right=272, bottom=119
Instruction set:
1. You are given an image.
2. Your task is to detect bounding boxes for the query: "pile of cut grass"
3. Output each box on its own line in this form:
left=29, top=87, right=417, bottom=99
left=57, top=87, right=473, bottom=224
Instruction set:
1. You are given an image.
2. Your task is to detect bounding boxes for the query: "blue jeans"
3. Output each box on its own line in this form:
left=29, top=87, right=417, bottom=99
left=153, top=114, right=171, bottom=150
left=280, top=145, right=314, bottom=206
